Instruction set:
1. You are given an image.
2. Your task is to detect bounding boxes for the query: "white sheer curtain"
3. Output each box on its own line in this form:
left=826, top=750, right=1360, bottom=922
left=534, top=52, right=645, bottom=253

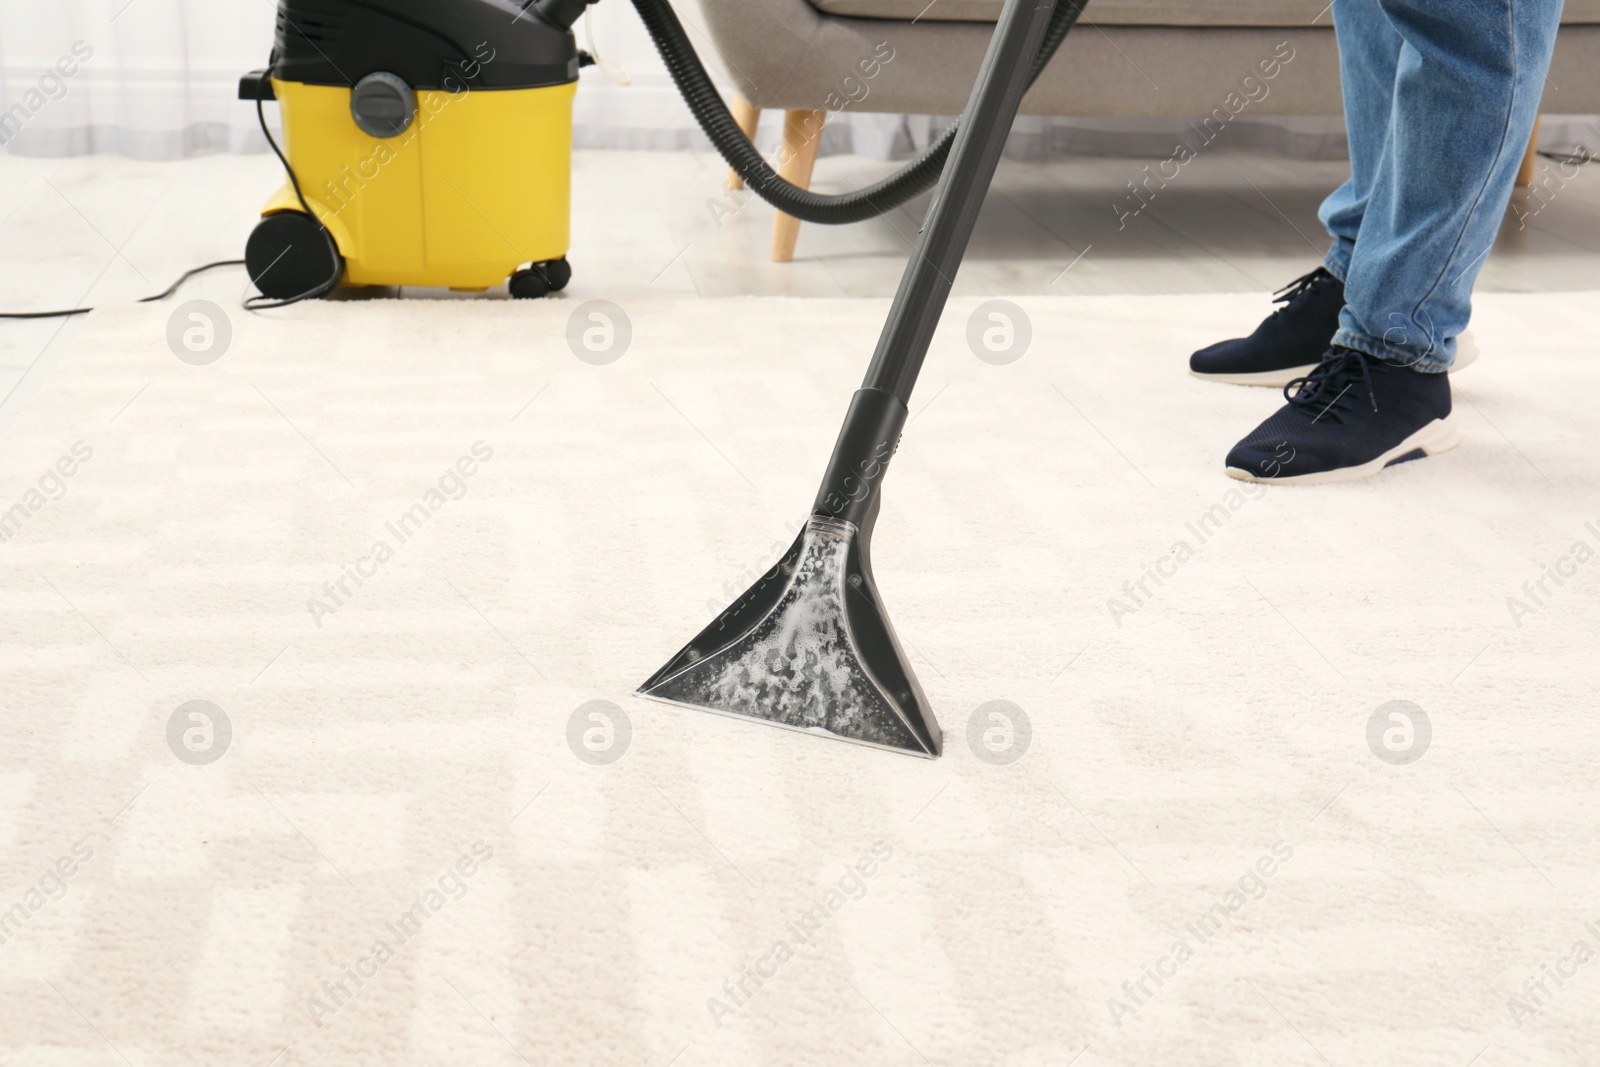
left=0, top=0, right=730, bottom=158
left=0, top=0, right=277, bottom=156
left=0, top=0, right=1355, bottom=161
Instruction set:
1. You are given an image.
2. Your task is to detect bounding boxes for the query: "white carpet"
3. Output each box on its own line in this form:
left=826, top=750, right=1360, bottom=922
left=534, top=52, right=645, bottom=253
left=2, top=284, right=1598, bottom=1067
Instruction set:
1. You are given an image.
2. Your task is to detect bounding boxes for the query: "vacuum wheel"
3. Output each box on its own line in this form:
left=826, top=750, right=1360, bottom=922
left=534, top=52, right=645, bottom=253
left=509, top=257, right=571, bottom=299
left=245, top=211, right=344, bottom=300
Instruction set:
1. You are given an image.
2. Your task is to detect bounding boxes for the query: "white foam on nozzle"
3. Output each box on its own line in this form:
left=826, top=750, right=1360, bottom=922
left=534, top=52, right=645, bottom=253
left=651, top=523, right=915, bottom=749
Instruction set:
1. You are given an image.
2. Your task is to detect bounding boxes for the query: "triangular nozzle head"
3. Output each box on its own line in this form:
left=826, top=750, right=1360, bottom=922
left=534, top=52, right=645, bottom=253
left=637, top=517, right=941, bottom=758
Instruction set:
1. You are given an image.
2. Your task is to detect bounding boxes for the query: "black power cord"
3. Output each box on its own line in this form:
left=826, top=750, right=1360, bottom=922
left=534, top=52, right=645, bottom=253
left=0, top=259, right=246, bottom=320
left=243, top=62, right=344, bottom=309
left=0, top=62, right=339, bottom=321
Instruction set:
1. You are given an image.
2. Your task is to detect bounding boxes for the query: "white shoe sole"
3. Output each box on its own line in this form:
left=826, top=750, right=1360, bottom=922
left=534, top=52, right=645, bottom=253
left=1225, top=417, right=1461, bottom=485
left=1190, top=364, right=1318, bottom=387
left=1193, top=330, right=1481, bottom=388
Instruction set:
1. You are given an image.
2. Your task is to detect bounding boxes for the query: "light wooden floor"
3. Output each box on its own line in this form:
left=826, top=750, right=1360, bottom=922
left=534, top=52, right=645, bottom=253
left=2, top=146, right=1597, bottom=421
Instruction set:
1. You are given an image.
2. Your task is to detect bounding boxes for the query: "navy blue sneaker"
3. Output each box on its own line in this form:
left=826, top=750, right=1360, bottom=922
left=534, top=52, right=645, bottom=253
left=1191, top=267, right=1345, bottom=386
left=1225, top=347, right=1459, bottom=484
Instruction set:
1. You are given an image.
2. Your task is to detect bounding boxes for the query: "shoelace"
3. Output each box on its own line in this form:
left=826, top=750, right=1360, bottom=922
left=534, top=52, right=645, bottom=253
left=1267, top=266, right=1334, bottom=319
left=1284, top=347, right=1378, bottom=422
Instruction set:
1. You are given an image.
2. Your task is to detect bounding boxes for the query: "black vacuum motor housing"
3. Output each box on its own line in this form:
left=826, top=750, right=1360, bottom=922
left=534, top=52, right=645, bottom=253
left=270, top=0, right=579, bottom=92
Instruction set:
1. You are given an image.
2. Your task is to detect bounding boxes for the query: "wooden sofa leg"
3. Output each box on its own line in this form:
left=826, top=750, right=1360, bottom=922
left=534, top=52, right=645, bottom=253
left=1516, top=114, right=1542, bottom=187
left=726, top=94, right=761, bottom=190
left=772, top=108, right=826, bottom=263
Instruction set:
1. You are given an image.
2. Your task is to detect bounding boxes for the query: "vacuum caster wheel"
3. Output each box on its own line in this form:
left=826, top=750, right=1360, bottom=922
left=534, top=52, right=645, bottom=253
left=245, top=211, right=343, bottom=300
left=540, top=257, right=571, bottom=292
left=508, top=269, right=548, bottom=300
left=508, top=257, right=571, bottom=300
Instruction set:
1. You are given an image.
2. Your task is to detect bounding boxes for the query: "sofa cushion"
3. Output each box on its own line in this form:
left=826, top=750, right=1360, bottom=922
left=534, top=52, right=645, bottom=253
left=808, top=0, right=1600, bottom=26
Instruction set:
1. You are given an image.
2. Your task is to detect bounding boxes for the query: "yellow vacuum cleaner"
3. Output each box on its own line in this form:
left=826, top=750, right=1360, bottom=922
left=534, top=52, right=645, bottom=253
left=240, top=0, right=581, bottom=300
left=241, top=0, right=1084, bottom=306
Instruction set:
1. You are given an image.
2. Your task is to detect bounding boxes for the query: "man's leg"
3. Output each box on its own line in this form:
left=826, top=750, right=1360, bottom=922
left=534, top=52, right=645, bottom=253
left=1336, top=0, right=1563, bottom=369
left=1224, top=0, right=1564, bottom=484
left=1318, top=0, right=1405, bottom=284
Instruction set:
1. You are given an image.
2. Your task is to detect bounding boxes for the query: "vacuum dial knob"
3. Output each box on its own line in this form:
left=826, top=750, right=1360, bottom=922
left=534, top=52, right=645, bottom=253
left=350, top=71, right=415, bottom=138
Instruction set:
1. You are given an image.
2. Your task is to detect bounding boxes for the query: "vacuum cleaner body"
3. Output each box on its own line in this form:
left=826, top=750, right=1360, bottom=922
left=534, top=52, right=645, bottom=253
left=243, top=0, right=578, bottom=298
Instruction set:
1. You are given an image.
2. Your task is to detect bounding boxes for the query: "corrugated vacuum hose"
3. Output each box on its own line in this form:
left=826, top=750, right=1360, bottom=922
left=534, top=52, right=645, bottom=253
left=540, top=0, right=1086, bottom=224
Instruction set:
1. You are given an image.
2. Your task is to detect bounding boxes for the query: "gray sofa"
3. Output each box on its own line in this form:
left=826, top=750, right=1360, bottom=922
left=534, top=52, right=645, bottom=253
left=697, top=0, right=1600, bottom=258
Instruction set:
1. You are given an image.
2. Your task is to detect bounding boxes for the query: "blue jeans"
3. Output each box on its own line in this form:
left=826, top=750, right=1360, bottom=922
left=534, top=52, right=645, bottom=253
left=1318, top=0, right=1563, bottom=371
